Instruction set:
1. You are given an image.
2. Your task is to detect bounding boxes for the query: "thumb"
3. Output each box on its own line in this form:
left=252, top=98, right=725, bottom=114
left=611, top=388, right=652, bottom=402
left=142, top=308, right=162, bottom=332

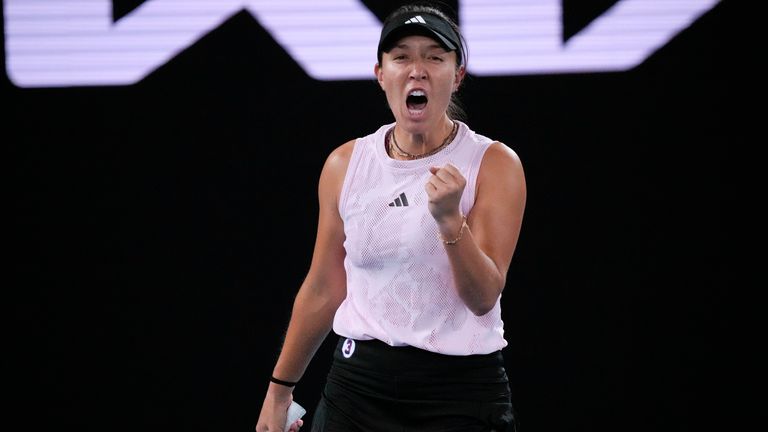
left=429, top=166, right=440, bottom=175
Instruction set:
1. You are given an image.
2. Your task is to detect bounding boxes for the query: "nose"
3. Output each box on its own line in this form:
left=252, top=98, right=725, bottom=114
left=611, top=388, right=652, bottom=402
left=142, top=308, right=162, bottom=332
left=409, top=58, right=427, bottom=80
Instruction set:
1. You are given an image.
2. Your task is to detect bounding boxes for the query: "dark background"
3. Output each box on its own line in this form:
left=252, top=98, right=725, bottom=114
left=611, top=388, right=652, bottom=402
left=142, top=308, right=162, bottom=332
left=5, top=1, right=730, bottom=431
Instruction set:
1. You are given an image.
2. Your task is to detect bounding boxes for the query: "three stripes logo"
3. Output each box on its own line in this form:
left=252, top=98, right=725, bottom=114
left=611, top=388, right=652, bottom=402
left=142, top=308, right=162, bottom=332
left=388, top=192, right=409, bottom=207
left=404, top=15, right=427, bottom=24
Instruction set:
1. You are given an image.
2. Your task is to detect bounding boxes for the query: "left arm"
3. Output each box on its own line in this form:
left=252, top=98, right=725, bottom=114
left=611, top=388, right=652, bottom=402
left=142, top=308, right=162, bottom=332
left=426, top=142, right=526, bottom=316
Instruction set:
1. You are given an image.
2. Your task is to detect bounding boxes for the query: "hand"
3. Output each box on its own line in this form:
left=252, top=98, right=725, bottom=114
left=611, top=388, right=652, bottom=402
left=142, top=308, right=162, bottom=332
left=255, top=386, right=304, bottom=432
left=288, top=419, right=304, bottom=432
left=426, top=163, right=466, bottom=223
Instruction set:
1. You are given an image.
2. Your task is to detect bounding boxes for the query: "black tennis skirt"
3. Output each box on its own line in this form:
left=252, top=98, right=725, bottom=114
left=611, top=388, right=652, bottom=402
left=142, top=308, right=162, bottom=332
left=310, top=336, right=517, bottom=432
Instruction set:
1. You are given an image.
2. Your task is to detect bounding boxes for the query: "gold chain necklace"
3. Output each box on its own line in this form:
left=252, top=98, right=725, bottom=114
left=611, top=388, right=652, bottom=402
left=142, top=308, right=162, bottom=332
left=388, top=121, right=458, bottom=160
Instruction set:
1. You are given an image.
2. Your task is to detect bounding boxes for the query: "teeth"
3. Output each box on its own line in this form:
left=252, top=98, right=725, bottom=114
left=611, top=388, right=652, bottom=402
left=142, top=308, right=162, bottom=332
left=409, top=90, right=425, bottom=97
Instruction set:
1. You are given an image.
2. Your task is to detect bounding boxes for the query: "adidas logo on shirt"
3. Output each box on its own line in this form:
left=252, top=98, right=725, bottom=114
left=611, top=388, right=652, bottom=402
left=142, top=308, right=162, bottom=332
left=388, top=192, right=409, bottom=207
left=404, top=15, right=427, bottom=24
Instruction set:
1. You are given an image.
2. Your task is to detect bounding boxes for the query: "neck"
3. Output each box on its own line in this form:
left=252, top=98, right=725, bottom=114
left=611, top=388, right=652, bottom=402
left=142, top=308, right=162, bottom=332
left=394, top=117, right=455, bottom=154
left=389, top=117, right=458, bottom=160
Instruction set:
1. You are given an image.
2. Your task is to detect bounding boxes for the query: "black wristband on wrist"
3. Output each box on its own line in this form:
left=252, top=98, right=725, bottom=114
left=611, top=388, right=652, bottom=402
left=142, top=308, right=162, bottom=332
left=270, top=375, right=298, bottom=387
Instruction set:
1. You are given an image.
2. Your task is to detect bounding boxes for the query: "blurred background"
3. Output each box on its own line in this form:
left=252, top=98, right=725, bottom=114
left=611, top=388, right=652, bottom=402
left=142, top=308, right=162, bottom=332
left=5, top=1, right=729, bottom=431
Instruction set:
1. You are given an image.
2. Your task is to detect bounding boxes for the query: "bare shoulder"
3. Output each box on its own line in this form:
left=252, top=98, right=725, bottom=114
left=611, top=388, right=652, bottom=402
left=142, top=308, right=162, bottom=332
left=323, top=139, right=357, bottom=175
left=319, top=139, right=357, bottom=205
left=475, top=140, right=526, bottom=221
left=480, top=141, right=525, bottom=179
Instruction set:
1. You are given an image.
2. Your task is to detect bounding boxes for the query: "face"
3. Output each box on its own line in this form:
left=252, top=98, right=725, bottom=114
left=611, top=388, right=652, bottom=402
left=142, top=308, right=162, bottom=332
left=375, top=35, right=465, bottom=132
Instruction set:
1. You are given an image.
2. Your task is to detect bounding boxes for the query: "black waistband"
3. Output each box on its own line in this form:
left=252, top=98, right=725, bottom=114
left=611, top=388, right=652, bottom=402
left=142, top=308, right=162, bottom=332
left=332, top=336, right=506, bottom=380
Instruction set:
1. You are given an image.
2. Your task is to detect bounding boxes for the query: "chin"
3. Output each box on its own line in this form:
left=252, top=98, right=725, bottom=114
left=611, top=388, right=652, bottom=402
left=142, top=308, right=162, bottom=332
left=399, top=110, right=430, bottom=127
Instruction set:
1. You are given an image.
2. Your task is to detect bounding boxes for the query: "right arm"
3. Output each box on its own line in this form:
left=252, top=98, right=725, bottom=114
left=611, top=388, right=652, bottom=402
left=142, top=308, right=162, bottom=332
left=255, top=140, right=355, bottom=432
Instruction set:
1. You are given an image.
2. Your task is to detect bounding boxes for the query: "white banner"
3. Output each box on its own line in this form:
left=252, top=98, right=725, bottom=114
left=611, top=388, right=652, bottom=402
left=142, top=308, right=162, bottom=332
left=3, top=0, right=721, bottom=87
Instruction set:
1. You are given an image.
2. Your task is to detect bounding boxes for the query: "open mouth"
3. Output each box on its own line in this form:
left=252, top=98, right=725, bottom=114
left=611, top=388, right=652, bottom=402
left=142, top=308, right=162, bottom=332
left=406, top=90, right=428, bottom=111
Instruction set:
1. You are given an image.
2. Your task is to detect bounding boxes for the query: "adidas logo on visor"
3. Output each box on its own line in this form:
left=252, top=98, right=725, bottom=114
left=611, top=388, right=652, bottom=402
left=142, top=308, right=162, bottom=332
left=404, top=15, right=427, bottom=24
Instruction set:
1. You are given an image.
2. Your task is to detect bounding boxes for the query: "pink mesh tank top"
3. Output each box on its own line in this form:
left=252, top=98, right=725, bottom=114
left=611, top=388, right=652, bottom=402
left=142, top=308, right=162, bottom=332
left=333, top=121, right=507, bottom=355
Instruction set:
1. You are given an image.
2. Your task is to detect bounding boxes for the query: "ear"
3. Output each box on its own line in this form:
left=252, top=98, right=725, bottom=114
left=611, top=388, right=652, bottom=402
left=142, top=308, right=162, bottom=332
left=374, top=63, right=385, bottom=89
left=453, top=65, right=466, bottom=92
